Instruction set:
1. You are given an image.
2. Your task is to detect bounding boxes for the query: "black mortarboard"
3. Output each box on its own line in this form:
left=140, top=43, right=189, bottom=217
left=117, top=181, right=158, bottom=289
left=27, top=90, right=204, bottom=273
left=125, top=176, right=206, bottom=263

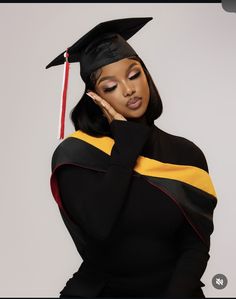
left=45, top=17, right=153, bottom=139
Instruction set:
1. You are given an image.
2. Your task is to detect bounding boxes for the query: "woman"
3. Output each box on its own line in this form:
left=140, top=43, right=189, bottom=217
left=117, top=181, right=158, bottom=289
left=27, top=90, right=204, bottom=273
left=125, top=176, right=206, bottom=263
left=46, top=17, right=218, bottom=298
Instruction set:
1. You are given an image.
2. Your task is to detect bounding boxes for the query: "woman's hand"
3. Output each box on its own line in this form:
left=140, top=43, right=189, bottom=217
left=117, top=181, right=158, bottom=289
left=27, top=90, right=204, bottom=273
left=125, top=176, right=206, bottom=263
left=86, top=91, right=127, bottom=124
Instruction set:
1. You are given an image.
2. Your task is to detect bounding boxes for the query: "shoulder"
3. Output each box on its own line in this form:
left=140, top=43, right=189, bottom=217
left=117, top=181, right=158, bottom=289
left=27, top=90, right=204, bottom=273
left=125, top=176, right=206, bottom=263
left=51, top=139, right=68, bottom=172
left=157, top=127, right=209, bottom=173
left=51, top=131, right=111, bottom=173
left=52, top=130, right=94, bottom=158
left=51, top=136, right=82, bottom=172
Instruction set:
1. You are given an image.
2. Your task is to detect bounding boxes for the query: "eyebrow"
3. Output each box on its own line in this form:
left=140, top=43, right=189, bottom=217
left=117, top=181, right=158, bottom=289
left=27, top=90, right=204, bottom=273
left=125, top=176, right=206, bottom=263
left=97, top=62, right=139, bottom=86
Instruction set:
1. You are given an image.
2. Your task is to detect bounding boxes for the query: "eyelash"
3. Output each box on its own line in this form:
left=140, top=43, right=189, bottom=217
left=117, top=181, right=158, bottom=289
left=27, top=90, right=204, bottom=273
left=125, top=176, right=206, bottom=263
left=103, top=71, right=141, bottom=93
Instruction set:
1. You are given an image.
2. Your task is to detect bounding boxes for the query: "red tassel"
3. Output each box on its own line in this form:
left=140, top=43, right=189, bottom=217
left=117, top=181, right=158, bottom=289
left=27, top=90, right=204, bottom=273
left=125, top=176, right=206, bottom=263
left=58, top=48, right=70, bottom=140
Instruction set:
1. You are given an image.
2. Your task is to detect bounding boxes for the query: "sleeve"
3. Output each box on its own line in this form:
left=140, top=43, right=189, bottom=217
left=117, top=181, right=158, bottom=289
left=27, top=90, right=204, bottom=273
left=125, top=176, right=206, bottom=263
left=55, top=120, right=151, bottom=241
left=164, top=217, right=210, bottom=297
left=164, top=143, right=211, bottom=297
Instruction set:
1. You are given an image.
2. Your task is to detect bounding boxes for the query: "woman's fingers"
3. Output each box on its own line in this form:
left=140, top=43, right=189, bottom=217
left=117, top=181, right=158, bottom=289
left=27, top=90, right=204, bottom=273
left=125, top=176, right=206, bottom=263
left=86, top=91, right=126, bottom=123
left=87, top=91, right=112, bottom=111
left=86, top=91, right=113, bottom=122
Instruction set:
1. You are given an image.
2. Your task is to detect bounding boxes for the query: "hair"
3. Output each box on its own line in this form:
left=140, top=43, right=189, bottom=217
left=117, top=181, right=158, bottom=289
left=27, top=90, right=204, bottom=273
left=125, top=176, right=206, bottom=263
left=70, top=55, right=163, bottom=137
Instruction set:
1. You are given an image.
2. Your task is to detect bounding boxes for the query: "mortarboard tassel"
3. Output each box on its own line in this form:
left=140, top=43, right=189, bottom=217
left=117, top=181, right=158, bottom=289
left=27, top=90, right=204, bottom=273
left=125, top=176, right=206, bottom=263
left=58, top=48, right=70, bottom=140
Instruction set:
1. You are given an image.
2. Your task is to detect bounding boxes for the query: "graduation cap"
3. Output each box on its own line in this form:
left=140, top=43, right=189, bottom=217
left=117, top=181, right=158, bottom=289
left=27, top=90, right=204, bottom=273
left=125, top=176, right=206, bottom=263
left=45, top=17, right=153, bottom=139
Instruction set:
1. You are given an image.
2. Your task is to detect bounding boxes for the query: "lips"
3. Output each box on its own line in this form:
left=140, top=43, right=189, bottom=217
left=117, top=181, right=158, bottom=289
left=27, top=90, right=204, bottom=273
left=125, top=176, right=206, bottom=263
left=127, top=96, right=142, bottom=107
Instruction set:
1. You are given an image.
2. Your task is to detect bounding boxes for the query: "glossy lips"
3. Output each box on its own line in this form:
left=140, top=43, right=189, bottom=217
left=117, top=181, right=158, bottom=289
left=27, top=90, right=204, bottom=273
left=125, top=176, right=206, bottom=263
left=127, top=97, right=142, bottom=110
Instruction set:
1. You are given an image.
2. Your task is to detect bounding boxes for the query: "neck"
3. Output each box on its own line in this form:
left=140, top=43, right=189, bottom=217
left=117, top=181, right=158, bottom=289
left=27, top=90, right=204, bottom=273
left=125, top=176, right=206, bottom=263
left=128, top=114, right=150, bottom=126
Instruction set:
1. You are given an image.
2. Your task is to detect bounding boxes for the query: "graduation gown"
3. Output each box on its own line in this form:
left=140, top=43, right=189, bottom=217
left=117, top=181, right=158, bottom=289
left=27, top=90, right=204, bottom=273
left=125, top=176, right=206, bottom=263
left=50, top=119, right=217, bottom=298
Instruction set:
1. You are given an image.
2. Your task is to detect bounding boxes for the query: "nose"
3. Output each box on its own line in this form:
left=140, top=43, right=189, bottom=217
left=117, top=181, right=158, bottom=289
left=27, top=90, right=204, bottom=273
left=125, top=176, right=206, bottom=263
left=122, top=81, right=135, bottom=97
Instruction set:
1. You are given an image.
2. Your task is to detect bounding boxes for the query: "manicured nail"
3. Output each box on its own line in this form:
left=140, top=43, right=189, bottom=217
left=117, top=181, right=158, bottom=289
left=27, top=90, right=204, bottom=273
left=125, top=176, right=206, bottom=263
left=86, top=92, right=95, bottom=99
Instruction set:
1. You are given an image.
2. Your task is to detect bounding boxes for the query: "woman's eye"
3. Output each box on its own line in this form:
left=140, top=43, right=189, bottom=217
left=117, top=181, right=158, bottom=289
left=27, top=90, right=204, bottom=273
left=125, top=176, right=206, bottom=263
left=129, top=71, right=141, bottom=80
left=102, top=71, right=141, bottom=92
left=103, top=85, right=116, bottom=93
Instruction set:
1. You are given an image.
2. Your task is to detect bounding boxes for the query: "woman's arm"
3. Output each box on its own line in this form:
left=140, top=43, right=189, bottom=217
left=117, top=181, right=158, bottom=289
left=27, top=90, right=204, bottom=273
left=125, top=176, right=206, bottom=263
left=164, top=146, right=211, bottom=297
left=56, top=120, right=151, bottom=241
left=164, top=217, right=210, bottom=297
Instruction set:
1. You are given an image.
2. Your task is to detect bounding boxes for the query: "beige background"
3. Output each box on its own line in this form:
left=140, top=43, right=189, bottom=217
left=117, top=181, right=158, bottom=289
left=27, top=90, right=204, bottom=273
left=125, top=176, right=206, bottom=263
left=0, top=3, right=235, bottom=297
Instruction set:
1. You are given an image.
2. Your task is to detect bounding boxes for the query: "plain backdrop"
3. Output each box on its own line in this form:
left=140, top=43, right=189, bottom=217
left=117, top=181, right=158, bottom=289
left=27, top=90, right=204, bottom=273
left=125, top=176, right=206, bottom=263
left=0, top=3, right=235, bottom=297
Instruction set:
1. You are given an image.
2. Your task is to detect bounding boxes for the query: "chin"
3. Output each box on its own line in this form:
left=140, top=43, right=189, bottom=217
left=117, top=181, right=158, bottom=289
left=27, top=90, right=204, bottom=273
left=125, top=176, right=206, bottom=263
left=126, top=107, right=147, bottom=118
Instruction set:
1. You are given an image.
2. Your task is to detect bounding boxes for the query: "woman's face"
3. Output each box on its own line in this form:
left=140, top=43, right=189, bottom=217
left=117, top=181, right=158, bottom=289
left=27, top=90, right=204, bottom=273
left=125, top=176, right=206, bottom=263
left=94, top=58, right=150, bottom=119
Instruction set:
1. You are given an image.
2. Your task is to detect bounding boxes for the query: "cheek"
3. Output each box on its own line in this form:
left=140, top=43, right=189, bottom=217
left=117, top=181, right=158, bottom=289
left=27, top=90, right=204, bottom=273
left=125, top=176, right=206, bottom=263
left=95, top=89, right=116, bottom=105
left=104, top=87, right=124, bottom=104
left=102, top=92, right=123, bottom=110
left=140, top=78, right=150, bottom=100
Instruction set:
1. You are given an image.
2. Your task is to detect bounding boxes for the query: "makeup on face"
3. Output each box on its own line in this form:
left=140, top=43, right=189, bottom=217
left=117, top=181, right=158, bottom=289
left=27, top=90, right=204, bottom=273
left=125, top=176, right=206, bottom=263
left=97, top=62, right=142, bottom=93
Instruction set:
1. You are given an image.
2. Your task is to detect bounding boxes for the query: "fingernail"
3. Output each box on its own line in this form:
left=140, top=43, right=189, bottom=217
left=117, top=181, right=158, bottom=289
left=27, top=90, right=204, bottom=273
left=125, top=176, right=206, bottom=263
left=86, top=92, right=95, bottom=100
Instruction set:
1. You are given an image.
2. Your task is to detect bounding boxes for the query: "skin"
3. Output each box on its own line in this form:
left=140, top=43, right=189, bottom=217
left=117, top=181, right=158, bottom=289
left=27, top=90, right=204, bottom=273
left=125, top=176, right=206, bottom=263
left=86, top=58, right=150, bottom=125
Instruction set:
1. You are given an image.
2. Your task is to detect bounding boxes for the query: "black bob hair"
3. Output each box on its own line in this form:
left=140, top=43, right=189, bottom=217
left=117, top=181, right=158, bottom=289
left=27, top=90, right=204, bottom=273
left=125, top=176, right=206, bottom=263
left=70, top=55, right=163, bottom=137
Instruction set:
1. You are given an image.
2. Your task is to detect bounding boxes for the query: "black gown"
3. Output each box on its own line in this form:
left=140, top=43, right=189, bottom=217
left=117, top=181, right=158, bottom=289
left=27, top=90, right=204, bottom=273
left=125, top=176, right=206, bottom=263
left=50, top=119, right=217, bottom=298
